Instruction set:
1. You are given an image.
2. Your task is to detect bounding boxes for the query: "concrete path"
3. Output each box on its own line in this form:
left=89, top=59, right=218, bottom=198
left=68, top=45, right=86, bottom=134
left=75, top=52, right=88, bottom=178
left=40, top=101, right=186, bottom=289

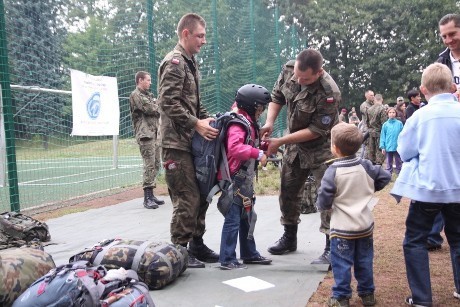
left=44, top=196, right=331, bottom=307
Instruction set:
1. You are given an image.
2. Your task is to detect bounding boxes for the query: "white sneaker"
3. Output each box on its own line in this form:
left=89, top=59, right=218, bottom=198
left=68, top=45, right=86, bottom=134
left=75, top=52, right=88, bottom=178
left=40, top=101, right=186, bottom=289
left=454, top=291, right=459, bottom=299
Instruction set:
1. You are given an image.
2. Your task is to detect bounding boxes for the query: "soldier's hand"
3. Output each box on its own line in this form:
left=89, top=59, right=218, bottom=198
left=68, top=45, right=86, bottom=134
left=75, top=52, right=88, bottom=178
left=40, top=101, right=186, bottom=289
left=266, top=137, right=282, bottom=156
left=196, top=118, right=219, bottom=140
left=260, top=123, right=273, bottom=140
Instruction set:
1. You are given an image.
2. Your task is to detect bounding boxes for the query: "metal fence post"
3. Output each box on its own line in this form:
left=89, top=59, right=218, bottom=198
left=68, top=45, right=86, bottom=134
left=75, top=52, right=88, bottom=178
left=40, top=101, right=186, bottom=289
left=0, top=0, right=20, bottom=211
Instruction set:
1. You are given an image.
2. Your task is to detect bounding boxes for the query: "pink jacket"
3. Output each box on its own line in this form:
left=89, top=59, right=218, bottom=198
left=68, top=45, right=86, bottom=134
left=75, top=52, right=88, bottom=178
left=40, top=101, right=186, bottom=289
left=225, top=108, right=260, bottom=176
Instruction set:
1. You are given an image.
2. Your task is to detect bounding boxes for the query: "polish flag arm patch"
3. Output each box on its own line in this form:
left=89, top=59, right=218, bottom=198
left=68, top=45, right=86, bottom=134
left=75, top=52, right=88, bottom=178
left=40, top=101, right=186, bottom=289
left=171, top=58, right=180, bottom=65
left=326, top=97, right=334, bottom=103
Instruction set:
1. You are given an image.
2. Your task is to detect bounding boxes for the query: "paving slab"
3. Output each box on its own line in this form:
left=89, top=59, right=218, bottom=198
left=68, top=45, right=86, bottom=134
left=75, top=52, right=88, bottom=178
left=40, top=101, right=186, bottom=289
left=44, top=195, right=331, bottom=307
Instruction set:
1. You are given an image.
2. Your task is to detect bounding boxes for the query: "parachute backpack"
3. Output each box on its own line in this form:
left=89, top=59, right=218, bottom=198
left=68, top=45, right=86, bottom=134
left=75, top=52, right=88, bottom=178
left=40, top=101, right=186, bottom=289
left=192, top=84, right=270, bottom=206
left=192, top=111, right=251, bottom=204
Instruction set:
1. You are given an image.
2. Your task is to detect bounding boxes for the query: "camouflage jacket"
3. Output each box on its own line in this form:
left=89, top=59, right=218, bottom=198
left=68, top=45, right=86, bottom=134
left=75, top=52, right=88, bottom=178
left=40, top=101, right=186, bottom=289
left=271, top=60, right=341, bottom=168
left=359, top=99, right=374, bottom=132
left=367, top=104, right=388, bottom=136
left=129, top=87, right=160, bottom=142
left=157, top=44, right=210, bottom=152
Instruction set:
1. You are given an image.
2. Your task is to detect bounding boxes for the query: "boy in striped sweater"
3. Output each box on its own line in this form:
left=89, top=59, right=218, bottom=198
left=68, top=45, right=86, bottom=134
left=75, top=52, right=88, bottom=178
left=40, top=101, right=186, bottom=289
left=316, top=123, right=391, bottom=307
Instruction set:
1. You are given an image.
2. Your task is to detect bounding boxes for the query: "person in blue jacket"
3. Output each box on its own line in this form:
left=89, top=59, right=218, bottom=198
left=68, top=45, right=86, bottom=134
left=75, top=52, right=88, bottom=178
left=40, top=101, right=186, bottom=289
left=391, top=63, right=460, bottom=306
left=379, top=107, right=403, bottom=177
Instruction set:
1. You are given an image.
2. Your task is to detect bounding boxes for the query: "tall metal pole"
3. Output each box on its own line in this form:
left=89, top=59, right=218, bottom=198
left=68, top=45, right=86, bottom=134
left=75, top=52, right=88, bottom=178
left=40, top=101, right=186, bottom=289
left=274, top=4, right=281, bottom=72
left=250, top=0, right=256, bottom=83
left=147, top=0, right=156, bottom=95
left=0, top=0, right=20, bottom=211
left=212, top=0, right=221, bottom=111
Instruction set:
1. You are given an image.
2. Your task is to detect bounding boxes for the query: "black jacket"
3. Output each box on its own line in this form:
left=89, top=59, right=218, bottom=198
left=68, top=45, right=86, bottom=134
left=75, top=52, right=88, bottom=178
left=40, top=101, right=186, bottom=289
left=437, top=48, right=452, bottom=71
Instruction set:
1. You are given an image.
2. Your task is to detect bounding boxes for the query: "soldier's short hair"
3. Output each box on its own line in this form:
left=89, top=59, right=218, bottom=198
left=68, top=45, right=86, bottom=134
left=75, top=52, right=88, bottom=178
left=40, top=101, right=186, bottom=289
left=374, top=94, right=383, bottom=102
left=135, top=71, right=150, bottom=85
left=331, top=123, right=363, bottom=156
left=177, top=13, right=206, bottom=38
left=422, top=63, right=454, bottom=94
left=439, top=13, right=460, bottom=28
left=295, top=49, right=323, bottom=72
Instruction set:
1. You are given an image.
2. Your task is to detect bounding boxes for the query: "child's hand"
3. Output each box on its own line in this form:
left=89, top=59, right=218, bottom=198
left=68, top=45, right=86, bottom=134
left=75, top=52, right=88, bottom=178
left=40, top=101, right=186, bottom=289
left=260, top=154, right=268, bottom=166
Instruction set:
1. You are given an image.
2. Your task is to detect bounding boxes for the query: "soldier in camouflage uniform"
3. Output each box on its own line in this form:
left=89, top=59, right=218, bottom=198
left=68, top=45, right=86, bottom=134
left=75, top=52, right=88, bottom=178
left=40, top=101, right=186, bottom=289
left=365, top=94, right=387, bottom=165
left=359, top=90, right=375, bottom=133
left=157, top=13, right=219, bottom=268
left=260, top=49, right=340, bottom=265
left=129, top=71, right=165, bottom=209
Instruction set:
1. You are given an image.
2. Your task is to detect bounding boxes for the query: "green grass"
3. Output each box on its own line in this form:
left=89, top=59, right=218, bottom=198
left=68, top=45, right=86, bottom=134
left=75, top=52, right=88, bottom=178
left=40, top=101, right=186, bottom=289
left=255, top=163, right=281, bottom=195
left=15, top=138, right=140, bottom=160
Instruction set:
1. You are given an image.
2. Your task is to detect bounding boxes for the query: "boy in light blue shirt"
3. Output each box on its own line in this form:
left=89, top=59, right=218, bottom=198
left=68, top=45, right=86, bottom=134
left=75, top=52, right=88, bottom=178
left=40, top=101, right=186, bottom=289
left=391, top=63, right=460, bottom=307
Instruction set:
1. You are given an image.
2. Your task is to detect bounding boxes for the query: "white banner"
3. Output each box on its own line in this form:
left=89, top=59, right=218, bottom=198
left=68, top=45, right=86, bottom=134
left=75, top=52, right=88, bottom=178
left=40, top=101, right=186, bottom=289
left=71, top=69, right=119, bottom=136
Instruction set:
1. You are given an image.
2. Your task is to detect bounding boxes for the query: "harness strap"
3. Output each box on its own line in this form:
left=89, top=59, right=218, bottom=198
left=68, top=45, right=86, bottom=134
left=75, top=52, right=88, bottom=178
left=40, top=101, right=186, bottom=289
left=131, top=241, right=156, bottom=272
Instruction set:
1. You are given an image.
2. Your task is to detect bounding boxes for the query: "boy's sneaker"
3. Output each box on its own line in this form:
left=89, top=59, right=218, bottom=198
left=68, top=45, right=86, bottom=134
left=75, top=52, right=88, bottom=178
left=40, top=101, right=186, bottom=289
left=219, top=262, right=247, bottom=270
left=454, top=291, right=459, bottom=299
left=187, top=256, right=205, bottom=268
left=327, top=297, right=350, bottom=307
left=360, top=293, right=376, bottom=306
left=242, top=255, right=272, bottom=265
left=404, top=296, right=429, bottom=306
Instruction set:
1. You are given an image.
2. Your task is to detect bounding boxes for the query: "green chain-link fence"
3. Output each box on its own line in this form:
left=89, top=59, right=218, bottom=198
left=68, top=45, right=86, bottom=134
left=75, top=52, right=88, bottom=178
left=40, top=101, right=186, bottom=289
left=0, top=0, right=306, bottom=212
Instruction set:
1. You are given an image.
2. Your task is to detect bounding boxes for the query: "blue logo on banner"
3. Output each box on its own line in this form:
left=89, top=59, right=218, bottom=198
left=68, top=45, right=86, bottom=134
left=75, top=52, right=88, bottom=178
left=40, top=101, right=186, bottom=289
left=87, top=92, right=101, bottom=120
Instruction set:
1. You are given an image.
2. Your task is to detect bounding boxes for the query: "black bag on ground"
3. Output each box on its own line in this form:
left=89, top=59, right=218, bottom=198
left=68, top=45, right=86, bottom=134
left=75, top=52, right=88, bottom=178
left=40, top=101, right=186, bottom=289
left=69, top=239, right=188, bottom=290
left=12, top=260, right=155, bottom=307
left=0, top=212, right=51, bottom=243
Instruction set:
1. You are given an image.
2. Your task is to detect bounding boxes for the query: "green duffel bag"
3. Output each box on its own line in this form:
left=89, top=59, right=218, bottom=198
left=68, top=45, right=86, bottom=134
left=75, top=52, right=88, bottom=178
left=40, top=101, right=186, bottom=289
left=69, top=239, right=188, bottom=290
left=0, top=247, right=56, bottom=306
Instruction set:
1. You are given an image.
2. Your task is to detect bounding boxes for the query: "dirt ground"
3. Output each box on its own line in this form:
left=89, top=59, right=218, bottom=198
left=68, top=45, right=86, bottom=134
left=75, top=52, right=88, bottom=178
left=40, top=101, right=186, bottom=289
left=32, top=183, right=458, bottom=307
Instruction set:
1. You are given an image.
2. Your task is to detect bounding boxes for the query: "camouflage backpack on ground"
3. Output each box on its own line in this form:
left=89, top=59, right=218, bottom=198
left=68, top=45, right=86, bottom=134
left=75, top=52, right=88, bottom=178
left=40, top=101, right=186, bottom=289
left=0, top=212, right=51, bottom=243
left=69, top=239, right=188, bottom=290
left=12, top=260, right=155, bottom=307
left=0, top=246, right=56, bottom=306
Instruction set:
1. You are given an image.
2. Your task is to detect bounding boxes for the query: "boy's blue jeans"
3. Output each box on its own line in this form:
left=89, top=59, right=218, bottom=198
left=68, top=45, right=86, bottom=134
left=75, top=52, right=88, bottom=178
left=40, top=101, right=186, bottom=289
left=404, top=201, right=460, bottom=306
left=219, top=202, right=259, bottom=264
left=427, top=212, right=444, bottom=246
left=331, top=236, right=375, bottom=299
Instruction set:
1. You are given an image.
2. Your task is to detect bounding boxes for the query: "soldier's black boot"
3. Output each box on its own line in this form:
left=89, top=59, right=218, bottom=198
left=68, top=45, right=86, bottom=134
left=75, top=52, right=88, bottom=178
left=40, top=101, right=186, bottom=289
left=188, top=236, right=219, bottom=263
left=267, top=225, right=298, bottom=255
left=143, top=187, right=159, bottom=209
left=151, top=192, right=165, bottom=205
left=311, top=234, right=331, bottom=265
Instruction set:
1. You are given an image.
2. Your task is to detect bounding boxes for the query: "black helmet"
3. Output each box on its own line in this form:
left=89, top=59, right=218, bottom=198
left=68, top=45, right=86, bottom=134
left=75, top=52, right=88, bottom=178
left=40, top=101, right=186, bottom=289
left=235, top=84, right=270, bottom=116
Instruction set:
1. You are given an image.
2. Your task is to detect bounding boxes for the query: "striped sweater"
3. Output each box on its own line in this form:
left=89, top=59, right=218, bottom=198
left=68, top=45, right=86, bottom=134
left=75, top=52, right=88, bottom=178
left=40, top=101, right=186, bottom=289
left=316, top=155, right=391, bottom=239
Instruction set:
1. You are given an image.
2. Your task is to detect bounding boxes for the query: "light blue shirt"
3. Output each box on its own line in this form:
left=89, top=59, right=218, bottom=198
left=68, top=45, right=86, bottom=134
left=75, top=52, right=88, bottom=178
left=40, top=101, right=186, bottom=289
left=391, top=93, right=460, bottom=203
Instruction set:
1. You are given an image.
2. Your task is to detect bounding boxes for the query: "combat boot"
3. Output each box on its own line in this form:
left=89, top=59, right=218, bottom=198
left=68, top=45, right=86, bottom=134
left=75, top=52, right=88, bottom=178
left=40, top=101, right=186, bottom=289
left=151, top=193, right=165, bottom=205
left=267, top=225, right=298, bottom=255
left=188, top=236, right=219, bottom=263
left=143, top=187, right=159, bottom=209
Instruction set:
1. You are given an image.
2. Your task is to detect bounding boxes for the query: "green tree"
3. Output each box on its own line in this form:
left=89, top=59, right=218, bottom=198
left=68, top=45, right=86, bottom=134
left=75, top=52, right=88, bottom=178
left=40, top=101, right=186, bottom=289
left=5, top=0, right=68, bottom=148
left=270, top=0, right=459, bottom=110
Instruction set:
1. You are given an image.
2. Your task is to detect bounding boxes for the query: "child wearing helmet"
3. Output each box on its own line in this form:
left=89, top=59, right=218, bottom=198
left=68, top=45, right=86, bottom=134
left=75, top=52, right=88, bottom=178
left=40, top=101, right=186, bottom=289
left=218, top=84, right=273, bottom=270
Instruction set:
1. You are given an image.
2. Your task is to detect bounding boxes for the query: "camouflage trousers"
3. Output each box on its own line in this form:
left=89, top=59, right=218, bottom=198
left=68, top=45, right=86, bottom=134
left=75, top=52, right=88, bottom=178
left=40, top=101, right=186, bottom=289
left=139, top=138, right=161, bottom=189
left=162, top=148, right=210, bottom=245
left=280, top=155, right=330, bottom=234
left=365, top=135, right=385, bottom=165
